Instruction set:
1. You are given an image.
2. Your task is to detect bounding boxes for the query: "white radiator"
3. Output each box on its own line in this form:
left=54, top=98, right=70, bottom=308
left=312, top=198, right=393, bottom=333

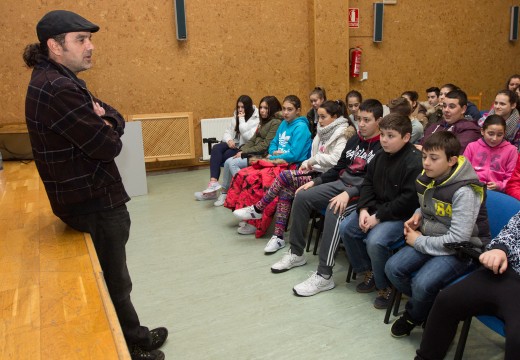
left=200, top=117, right=233, bottom=160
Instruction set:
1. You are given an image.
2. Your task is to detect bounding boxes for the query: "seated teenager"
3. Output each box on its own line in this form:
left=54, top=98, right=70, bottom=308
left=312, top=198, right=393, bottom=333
left=479, top=90, right=519, bottom=150
left=424, top=87, right=441, bottom=129
left=195, top=95, right=259, bottom=200
left=420, top=89, right=480, bottom=154
left=516, top=85, right=520, bottom=112
left=346, top=90, right=363, bottom=130
left=401, top=91, right=428, bottom=129
left=340, top=113, right=423, bottom=309
left=464, top=115, right=518, bottom=192
left=224, top=95, right=311, bottom=236
left=267, top=99, right=383, bottom=294
left=506, top=156, right=520, bottom=200
left=506, top=74, right=520, bottom=92
left=213, top=96, right=282, bottom=206
left=306, top=86, right=327, bottom=138
left=415, top=210, right=520, bottom=360
left=233, top=100, right=354, bottom=253
left=385, top=131, right=490, bottom=337
left=434, top=83, right=480, bottom=122
left=483, top=74, right=520, bottom=113
left=388, top=97, right=424, bottom=144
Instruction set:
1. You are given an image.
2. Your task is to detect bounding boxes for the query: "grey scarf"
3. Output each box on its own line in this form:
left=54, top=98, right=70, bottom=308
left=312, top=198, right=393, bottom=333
left=317, top=116, right=349, bottom=143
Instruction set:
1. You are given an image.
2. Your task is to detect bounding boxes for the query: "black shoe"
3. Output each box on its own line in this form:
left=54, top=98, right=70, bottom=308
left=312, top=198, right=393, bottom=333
left=356, top=271, right=375, bottom=293
left=130, top=346, right=165, bottom=360
left=391, top=312, right=421, bottom=338
left=141, top=327, right=169, bottom=351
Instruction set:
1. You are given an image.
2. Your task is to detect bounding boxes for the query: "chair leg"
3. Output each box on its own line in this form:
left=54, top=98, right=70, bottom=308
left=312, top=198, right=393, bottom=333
left=393, top=291, right=402, bottom=316
left=346, top=265, right=353, bottom=283
left=312, top=221, right=323, bottom=255
left=454, top=317, right=472, bottom=360
left=384, top=286, right=399, bottom=324
left=305, top=211, right=317, bottom=252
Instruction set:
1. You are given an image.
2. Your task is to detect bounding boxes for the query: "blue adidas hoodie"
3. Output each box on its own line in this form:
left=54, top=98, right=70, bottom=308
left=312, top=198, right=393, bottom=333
left=268, top=116, right=312, bottom=164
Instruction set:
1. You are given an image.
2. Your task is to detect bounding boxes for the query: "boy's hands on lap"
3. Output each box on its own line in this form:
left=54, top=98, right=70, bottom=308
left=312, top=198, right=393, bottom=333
left=329, top=192, right=350, bottom=215
left=480, top=249, right=508, bottom=274
left=359, top=209, right=379, bottom=233
left=404, top=222, right=421, bottom=246
left=404, top=212, right=422, bottom=232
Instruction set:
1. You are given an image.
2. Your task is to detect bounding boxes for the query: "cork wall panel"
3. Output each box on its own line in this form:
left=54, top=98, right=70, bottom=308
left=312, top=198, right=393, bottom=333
left=4, top=1, right=517, bottom=171
left=348, top=0, right=519, bottom=108
left=314, top=0, right=351, bottom=101
left=1, top=0, right=319, bottom=169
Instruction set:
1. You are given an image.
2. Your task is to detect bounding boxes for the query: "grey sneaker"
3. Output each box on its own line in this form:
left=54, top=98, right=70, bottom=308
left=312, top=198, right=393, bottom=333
left=237, top=223, right=256, bottom=235
left=264, top=235, right=285, bottom=253
left=214, top=193, right=226, bottom=207
left=194, top=191, right=218, bottom=201
left=202, top=181, right=222, bottom=194
left=271, top=250, right=307, bottom=273
left=233, top=205, right=263, bottom=220
left=293, top=272, right=335, bottom=296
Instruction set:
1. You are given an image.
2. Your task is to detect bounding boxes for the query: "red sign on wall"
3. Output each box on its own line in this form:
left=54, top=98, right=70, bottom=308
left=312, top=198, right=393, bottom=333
left=349, top=8, right=359, bottom=28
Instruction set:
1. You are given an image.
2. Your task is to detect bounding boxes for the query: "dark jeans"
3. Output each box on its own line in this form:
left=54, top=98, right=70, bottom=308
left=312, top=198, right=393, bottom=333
left=210, top=142, right=239, bottom=179
left=416, top=267, right=520, bottom=360
left=385, top=246, right=476, bottom=322
left=60, top=204, right=152, bottom=348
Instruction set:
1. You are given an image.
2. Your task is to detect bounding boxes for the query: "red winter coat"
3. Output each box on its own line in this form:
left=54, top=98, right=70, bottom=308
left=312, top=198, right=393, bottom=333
left=224, top=159, right=297, bottom=237
left=506, top=156, right=520, bottom=201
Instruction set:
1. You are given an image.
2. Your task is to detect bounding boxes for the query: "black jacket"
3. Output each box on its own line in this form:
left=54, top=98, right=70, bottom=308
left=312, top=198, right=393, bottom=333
left=357, top=142, right=423, bottom=222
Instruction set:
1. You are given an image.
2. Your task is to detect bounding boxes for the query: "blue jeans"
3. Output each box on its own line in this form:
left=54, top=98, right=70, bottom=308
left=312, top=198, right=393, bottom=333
left=385, top=245, right=476, bottom=322
left=210, top=142, right=239, bottom=179
left=339, top=211, right=404, bottom=290
left=222, top=157, right=247, bottom=191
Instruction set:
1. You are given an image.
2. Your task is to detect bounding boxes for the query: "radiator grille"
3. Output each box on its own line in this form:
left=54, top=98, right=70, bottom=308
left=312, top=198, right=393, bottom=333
left=200, top=117, right=233, bottom=160
left=127, top=113, right=195, bottom=162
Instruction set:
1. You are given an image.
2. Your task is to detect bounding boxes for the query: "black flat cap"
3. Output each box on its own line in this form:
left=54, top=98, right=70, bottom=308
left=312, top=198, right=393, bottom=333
left=36, top=10, right=99, bottom=43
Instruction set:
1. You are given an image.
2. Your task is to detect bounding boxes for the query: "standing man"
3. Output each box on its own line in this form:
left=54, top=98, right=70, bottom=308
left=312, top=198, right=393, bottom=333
left=23, top=10, right=167, bottom=360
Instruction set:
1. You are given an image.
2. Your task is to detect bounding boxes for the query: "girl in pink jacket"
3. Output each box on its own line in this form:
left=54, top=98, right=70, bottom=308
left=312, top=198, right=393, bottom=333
left=464, top=115, right=518, bottom=191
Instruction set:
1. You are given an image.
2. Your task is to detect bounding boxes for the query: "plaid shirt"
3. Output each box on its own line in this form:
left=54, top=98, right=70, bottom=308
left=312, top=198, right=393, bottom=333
left=25, top=58, right=129, bottom=217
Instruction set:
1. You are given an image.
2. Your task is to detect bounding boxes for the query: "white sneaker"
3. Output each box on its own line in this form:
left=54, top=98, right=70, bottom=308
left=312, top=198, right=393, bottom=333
left=264, top=235, right=285, bottom=253
left=194, top=191, right=218, bottom=201
left=293, top=272, right=335, bottom=296
left=214, top=193, right=227, bottom=207
left=202, top=182, right=222, bottom=194
left=237, top=223, right=256, bottom=235
left=271, top=249, right=307, bottom=273
left=233, top=205, right=263, bottom=220
left=239, top=221, right=246, bottom=227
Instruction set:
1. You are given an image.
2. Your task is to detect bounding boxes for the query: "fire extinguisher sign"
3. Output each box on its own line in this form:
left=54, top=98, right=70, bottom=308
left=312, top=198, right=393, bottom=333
left=349, top=8, right=359, bottom=28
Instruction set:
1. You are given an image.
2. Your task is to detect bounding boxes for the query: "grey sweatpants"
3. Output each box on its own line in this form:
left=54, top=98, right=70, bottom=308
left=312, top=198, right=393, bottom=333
left=288, top=180, right=358, bottom=276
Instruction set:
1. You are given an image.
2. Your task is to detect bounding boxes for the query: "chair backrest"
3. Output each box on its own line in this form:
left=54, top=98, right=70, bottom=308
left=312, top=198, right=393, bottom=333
left=485, top=190, right=520, bottom=238
left=467, top=92, right=482, bottom=111
left=475, top=191, right=520, bottom=339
